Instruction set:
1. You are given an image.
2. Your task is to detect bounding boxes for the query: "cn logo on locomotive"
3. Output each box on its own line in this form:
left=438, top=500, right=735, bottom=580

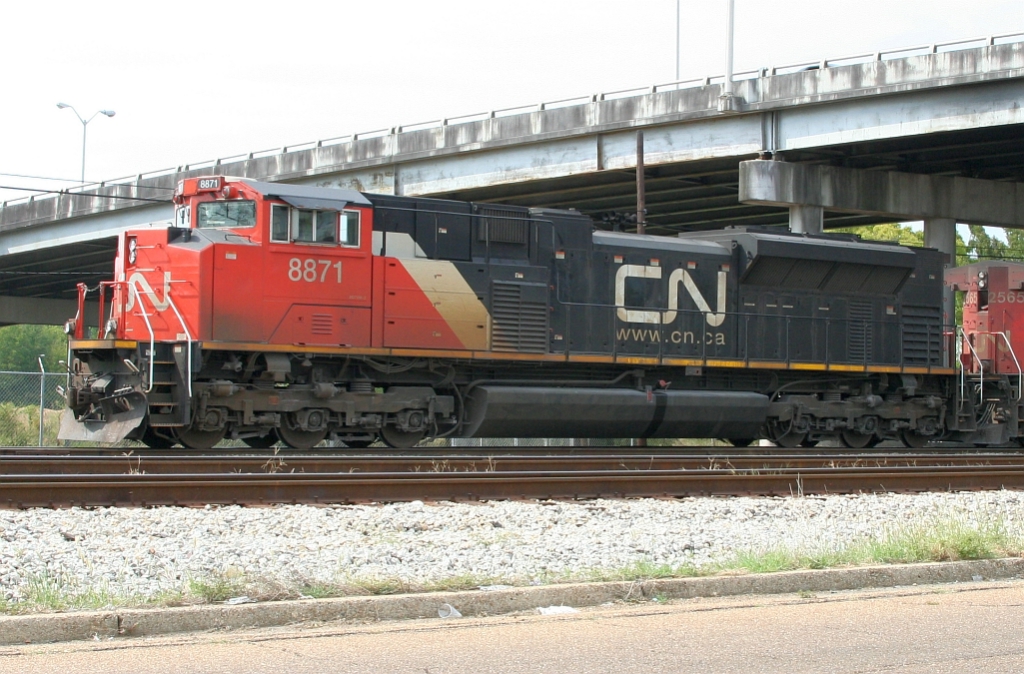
left=125, top=271, right=172, bottom=312
left=614, top=265, right=727, bottom=327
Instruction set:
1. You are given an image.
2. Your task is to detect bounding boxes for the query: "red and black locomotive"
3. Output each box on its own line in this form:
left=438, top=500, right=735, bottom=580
left=59, top=176, right=1024, bottom=448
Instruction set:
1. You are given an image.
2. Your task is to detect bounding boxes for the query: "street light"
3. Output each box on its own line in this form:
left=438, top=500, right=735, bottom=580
left=56, top=103, right=116, bottom=185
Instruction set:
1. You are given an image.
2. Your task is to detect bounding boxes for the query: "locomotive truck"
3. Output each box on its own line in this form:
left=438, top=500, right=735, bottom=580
left=57, top=176, right=1023, bottom=449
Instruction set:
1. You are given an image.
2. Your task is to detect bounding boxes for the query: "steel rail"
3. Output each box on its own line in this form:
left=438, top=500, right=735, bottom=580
left=3, top=464, right=1024, bottom=509
left=3, top=444, right=1022, bottom=457
left=4, top=453, right=1024, bottom=476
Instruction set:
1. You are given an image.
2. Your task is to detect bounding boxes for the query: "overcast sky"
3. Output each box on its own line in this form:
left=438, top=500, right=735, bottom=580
left=0, top=0, right=1021, bottom=204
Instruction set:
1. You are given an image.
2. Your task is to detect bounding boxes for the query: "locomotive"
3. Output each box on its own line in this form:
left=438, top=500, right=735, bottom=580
left=57, top=176, right=1023, bottom=449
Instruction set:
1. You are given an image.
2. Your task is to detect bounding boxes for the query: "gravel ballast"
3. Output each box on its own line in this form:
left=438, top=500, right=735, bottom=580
left=2, top=491, right=1024, bottom=606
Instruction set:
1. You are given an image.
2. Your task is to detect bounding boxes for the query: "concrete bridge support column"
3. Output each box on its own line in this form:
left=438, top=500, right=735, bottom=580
left=924, top=217, right=957, bottom=366
left=789, top=205, right=824, bottom=235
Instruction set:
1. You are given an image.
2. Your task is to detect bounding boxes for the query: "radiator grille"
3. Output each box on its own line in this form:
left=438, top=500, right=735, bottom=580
left=847, top=301, right=873, bottom=362
left=311, top=314, right=333, bottom=335
left=478, top=206, right=529, bottom=244
left=902, top=305, right=942, bottom=366
left=491, top=282, right=548, bottom=353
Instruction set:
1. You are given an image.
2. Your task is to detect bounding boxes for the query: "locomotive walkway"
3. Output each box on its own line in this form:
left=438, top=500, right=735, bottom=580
left=4, top=448, right=1024, bottom=508
left=0, top=33, right=1023, bottom=325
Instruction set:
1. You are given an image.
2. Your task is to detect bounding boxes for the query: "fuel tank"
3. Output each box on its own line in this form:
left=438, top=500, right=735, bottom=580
left=462, top=386, right=769, bottom=439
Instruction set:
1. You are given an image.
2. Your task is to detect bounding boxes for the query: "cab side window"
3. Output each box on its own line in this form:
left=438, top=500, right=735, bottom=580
left=293, top=210, right=315, bottom=242
left=271, top=205, right=289, bottom=242
left=314, top=212, right=337, bottom=243
left=340, top=211, right=360, bottom=247
left=269, top=205, right=360, bottom=246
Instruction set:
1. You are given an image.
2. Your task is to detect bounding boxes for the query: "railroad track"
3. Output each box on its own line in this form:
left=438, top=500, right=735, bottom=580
left=3, top=447, right=1024, bottom=508
left=5, top=443, right=1024, bottom=457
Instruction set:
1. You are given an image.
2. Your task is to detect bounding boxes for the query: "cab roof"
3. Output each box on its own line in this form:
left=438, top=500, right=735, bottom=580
left=240, top=179, right=372, bottom=210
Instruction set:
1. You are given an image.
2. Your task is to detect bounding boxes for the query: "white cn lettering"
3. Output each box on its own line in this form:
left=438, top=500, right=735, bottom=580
left=125, top=271, right=172, bottom=312
left=615, top=265, right=663, bottom=324
left=663, top=270, right=727, bottom=327
left=615, top=265, right=726, bottom=327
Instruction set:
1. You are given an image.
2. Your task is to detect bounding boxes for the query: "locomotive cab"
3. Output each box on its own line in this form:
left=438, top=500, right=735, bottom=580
left=169, top=177, right=376, bottom=345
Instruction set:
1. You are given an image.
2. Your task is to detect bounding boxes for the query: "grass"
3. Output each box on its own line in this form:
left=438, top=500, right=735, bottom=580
left=0, top=403, right=61, bottom=447
left=2, top=513, right=1021, bottom=615
left=187, top=575, right=246, bottom=603
left=718, top=513, right=1021, bottom=575
left=581, top=559, right=702, bottom=583
left=1, top=572, right=182, bottom=614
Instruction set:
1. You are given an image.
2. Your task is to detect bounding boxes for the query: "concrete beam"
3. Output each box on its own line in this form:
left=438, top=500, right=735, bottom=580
left=924, top=218, right=957, bottom=258
left=924, top=218, right=957, bottom=365
left=789, top=205, right=823, bottom=235
left=739, top=160, right=1024, bottom=227
left=0, top=296, right=97, bottom=328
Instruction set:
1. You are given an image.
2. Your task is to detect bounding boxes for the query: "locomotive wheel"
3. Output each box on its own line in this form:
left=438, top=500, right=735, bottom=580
left=242, top=433, right=278, bottom=449
left=840, top=430, right=875, bottom=449
left=175, top=425, right=226, bottom=450
left=141, top=425, right=175, bottom=449
left=381, top=426, right=425, bottom=448
left=800, top=438, right=819, bottom=447
left=900, top=429, right=931, bottom=448
left=277, top=424, right=327, bottom=450
left=773, top=430, right=807, bottom=448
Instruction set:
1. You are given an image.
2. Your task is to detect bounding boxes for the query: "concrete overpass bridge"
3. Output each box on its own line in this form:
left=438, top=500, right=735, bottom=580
left=2, top=32, right=1024, bottom=325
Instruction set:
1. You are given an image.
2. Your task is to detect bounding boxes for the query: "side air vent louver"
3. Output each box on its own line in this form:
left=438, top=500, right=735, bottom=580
left=743, top=258, right=910, bottom=294
left=311, top=314, right=333, bottom=335
left=902, top=305, right=943, bottom=366
left=847, top=301, right=874, bottom=363
left=822, top=263, right=908, bottom=294
left=478, top=206, right=529, bottom=244
left=491, top=282, right=548, bottom=353
left=743, top=257, right=833, bottom=289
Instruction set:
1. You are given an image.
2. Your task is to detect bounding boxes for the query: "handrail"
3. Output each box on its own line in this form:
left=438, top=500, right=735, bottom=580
left=129, top=279, right=194, bottom=398
left=972, top=330, right=1023, bottom=401
left=958, top=327, right=986, bottom=410
left=127, top=283, right=156, bottom=394
left=3, top=30, right=1022, bottom=210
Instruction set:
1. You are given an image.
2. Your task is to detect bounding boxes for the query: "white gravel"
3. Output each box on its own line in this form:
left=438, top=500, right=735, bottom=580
left=2, top=491, right=1024, bottom=604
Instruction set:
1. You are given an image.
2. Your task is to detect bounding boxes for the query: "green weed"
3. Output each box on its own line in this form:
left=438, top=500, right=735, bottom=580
left=186, top=574, right=247, bottom=603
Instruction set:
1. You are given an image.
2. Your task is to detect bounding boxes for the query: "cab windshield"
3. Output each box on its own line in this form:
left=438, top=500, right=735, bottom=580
left=197, top=200, right=256, bottom=229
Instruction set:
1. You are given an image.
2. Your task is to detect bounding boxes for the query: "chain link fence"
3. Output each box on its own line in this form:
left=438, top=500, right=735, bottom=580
left=0, top=371, right=67, bottom=446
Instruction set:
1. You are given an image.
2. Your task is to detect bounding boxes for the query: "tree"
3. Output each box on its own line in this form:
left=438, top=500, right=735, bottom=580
left=0, top=325, right=67, bottom=373
left=830, top=222, right=925, bottom=247
left=964, top=225, right=1024, bottom=262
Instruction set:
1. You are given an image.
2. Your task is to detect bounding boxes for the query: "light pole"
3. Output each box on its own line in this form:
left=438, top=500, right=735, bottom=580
left=717, top=0, right=741, bottom=112
left=56, top=103, right=115, bottom=184
left=676, top=0, right=680, bottom=81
